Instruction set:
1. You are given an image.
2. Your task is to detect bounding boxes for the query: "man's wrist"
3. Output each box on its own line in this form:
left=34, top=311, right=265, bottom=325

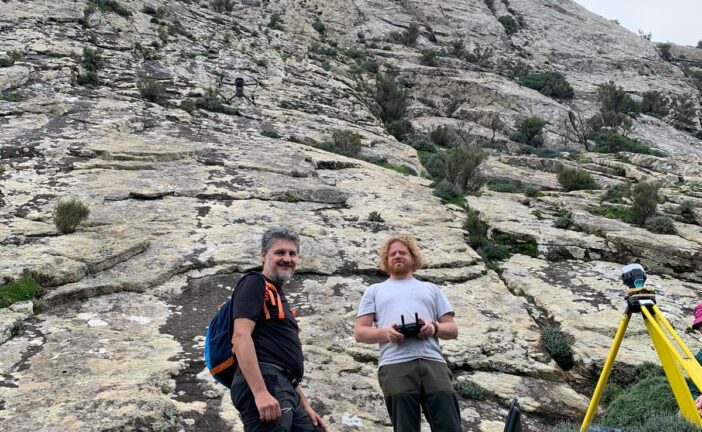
left=431, top=321, right=439, bottom=338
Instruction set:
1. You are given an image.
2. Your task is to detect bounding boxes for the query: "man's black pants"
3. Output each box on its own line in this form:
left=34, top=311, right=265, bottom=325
left=378, top=359, right=463, bottom=432
left=230, top=363, right=319, bottom=432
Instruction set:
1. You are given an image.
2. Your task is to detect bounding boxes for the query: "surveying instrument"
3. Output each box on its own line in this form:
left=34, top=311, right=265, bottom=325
left=580, top=264, right=702, bottom=431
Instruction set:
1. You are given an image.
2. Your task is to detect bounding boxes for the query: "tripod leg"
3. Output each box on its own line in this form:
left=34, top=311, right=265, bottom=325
left=642, top=307, right=702, bottom=426
left=580, top=313, right=631, bottom=432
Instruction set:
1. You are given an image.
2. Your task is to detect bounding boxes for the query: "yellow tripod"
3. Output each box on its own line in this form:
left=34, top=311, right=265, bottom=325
left=580, top=285, right=702, bottom=431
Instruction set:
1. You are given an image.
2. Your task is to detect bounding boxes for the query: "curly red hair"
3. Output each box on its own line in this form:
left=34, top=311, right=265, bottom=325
left=378, top=234, right=425, bottom=274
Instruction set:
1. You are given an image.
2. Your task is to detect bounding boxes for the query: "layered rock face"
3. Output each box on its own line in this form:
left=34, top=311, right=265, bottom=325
left=1, top=0, right=701, bottom=431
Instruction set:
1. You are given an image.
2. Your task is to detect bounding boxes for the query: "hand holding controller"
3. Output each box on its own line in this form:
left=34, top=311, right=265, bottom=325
left=393, top=313, right=425, bottom=338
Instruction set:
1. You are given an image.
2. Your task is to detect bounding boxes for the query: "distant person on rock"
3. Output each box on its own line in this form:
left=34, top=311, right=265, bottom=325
left=230, top=227, right=327, bottom=431
left=355, top=234, right=462, bottom=431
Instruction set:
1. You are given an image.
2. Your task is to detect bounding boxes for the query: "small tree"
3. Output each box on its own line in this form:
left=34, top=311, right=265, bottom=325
left=53, top=197, right=90, bottom=234
left=558, top=168, right=598, bottom=191
left=510, top=117, right=545, bottom=146
left=657, top=43, right=672, bottom=61
left=630, top=182, right=659, bottom=225
left=596, top=81, right=640, bottom=116
left=669, top=95, right=697, bottom=131
left=441, top=145, right=486, bottom=193
left=419, top=49, right=439, bottom=66
left=318, top=130, right=362, bottom=157
left=137, top=79, right=165, bottom=103
left=387, top=23, right=420, bottom=47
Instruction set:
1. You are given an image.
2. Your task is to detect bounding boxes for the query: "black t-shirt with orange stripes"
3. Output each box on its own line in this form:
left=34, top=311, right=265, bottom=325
left=231, top=273, right=304, bottom=381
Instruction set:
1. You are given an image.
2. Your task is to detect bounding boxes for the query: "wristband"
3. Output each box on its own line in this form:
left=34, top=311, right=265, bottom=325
left=431, top=321, right=439, bottom=337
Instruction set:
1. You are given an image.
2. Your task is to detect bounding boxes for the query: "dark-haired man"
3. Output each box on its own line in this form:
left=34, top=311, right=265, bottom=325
left=230, top=227, right=327, bottom=431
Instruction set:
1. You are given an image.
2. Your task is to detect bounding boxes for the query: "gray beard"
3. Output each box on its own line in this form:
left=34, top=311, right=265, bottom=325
left=269, top=271, right=292, bottom=286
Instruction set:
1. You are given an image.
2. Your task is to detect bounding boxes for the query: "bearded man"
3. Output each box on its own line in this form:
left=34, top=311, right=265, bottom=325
left=230, top=227, right=327, bottom=431
left=354, top=234, right=462, bottom=432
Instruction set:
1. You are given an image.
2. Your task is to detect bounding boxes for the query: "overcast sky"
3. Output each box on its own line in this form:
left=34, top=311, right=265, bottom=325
left=573, top=0, right=702, bottom=46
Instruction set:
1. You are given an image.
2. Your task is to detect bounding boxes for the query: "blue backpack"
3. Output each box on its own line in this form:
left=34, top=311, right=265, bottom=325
left=204, top=272, right=286, bottom=387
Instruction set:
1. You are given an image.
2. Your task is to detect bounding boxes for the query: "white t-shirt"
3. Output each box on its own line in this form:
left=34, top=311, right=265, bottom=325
left=356, top=277, right=454, bottom=367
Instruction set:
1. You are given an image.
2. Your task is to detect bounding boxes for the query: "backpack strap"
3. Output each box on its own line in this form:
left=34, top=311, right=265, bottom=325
left=262, top=280, right=285, bottom=320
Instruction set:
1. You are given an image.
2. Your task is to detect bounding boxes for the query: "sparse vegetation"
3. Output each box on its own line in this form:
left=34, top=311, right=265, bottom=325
left=183, top=88, right=239, bottom=115
left=510, top=117, right=545, bottom=146
left=387, top=23, right=420, bottom=47
left=592, top=132, right=653, bottom=155
left=518, top=72, right=574, bottom=99
left=645, top=215, right=676, bottom=234
left=137, top=79, right=165, bottom=103
left=267, top=12, right=284, bottom=30
left=368, top=211, right=384, bottom=223
left=0, top=49, right=23, bottom=68
left=668, top=95, right=697, bottom=131
left=588, top=81, right=639, bottom=135
left=311, top=18, right=325, bottom=35
left=0, top=276, right=42, bottom=309
left=210, top=0, right=234, bottom=13
left=602, top=183, right=631, bottom=204
left=541, top=326, right=574, bottom=370
left=261, top=126, right=280, bottom=139
left=558, top=168, right=598, bottom=192
left=91, top=0, right=132, bottom=18
left=438, top=145, right=486, bottom=194
left=318, top=130, right=362, bottom=157
left=419, top=49, right=439, bottom=66
left=464, top=44, right=493, bottom=68
left=455, top=380, right=485, bottom=400
left=53, top=197, right=90, bottom=234
left=657, top=43, right=672, bottom=62
left=554, top=213, right=573, bottom=229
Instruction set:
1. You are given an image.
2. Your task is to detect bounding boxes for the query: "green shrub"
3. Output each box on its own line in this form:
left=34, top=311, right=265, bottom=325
left=479, top=243, right=511, bottom=262
left=640, top=91, right=669, bottom=118
left=630, top=182, right=659, bottom=225
left=558, top=168, right=598, bottom=192
left=464, top=209, right=489, bottom=248
left=0, top=276, right=42, bottom=309
left=658, top=43, right=672, bottom=61
left=267, top=12, right=284, bottom=30
left=696, top=130, right=702, bottom=140
left=91, top=0, right=132, bottom=18
left=554, top=214, right=573, bottom=229
left=602, top=183, right=631, bottom=203
left=541, top=326, right=574, bottom=370
left=449, top=39, right=464, bottom=56
left=137, top=79, right=165, bottom=103
left=510, top=117, right=545, bottom=146
left=464, top=44, right=493, bottom=67
left=669, top=95, right=697, bottom=131
left=592, top=132, right=653, bottom=155
left=484, top=0, right=496, bottom=14
left=194, top=88, right=239, bottom=115
left=588, top=110, right=633, bottom=135
left=406, top=136, right=437, bottom=153
left=419, top=49, right=439, bottom=66
left=433, top=179, right=462, bottom=201
left=420, top=152, right=444, bottom=178
left=368, top=211, right=384, bottom=223
left=498, top=15, right=518, bottom=35
left=602, top=375, right=677, bottom=428
left=680, top=200, right=697, bottom=223
left=374, top=73, right=409, bottom=123
left=645, top=215, right=676, bottom=234
left=455, top=380, right=485, bottom=400
left=0, top=49, right=22, bottom=67
left=518, top=72, right=574, bottom=99
left=53, top=197, right=90, bottom=234
left=385, top=119, right=413, bottom=141
left=81, top=47, right=104, bottom=72
left=429, top=125, right=454, bottom=147
left=311, top=18, right=325, bottom=34
left=77, top=71, right=99, bottom=88
left=496, top=58, right=531, bottom=79
left=487, top=177, right=522, bottom=193
left=261, top=126, right=280, bottom=139
left=441, top=145, right=486, bottom=193
left=596, top=81, right=640, bottom=116
left=318, top=130, right=362, bottom=157
left=387, top=23, right=420, bottom=46
left=210, top=0, right=233, bottom=13
left=524, top=186, right=541, bottom=197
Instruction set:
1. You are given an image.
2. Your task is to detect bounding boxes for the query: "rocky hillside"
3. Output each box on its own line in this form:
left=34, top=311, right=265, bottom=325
left=1, top=0, right=701, bottom=430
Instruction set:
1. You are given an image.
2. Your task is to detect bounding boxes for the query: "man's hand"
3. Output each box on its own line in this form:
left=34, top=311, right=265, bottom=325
left=696, top=395, right=702, bottom=416
left=417, top=317, right=435, bottom=340
left=254, top=390, right=281, bottom=422
left=302, top=405, right=329, bottom=432
left=387, top=323, right=405, bottom=344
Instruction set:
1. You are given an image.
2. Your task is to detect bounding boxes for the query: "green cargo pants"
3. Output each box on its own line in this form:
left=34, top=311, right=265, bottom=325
left=378, top=359, right=462, bottom=432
